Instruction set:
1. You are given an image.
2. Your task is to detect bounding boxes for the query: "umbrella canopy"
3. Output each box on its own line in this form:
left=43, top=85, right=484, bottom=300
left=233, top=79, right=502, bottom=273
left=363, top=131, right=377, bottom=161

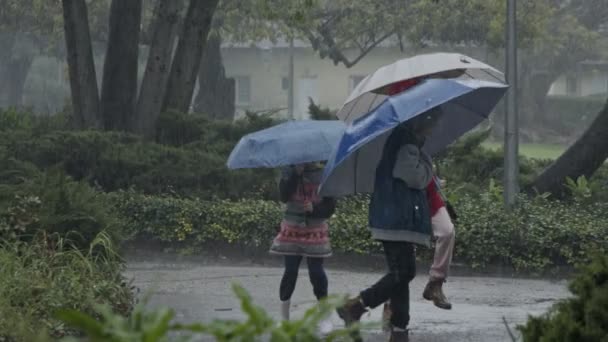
left=319, top=78, right=508, bottom=197
left=338, top=52, right=504, bottom=123
left=227, top=120, right=345, bottom=169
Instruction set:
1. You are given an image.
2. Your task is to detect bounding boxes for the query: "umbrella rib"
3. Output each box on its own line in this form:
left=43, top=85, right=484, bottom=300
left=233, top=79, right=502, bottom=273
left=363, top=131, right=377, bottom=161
left=343, top=95, right=363, bottom=122
left=366, top=93, right=379, bottom=114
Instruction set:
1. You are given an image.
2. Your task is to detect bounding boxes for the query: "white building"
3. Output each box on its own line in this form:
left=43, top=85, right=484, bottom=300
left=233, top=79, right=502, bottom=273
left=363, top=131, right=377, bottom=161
left=221, top=40, right=495, bottom=119
left=548, top=60, right=608, bottom=97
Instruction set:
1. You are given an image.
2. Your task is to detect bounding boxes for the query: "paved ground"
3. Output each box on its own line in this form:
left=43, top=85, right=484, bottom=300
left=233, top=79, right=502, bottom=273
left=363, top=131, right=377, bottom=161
left=125, top=257, right=570, bottom=341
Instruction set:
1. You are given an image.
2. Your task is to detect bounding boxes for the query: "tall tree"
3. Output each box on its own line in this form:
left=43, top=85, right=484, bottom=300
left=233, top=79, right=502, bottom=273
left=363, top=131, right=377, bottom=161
left=100, top=0, right=143, bottom=131
left=193, top=33, right=234, bottom=119
left=163, top=0, right=220, bottom=114
left=62, top=0, right=101, bottom=128
left=135, top=0, right=185, bottom=136
left=528, top=99, right=608, bottom=197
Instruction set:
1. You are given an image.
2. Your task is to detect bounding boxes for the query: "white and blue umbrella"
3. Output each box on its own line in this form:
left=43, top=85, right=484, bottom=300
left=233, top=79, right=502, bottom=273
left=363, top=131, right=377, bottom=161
left=319, top=78, right=508, bottom=197
left=227, top=120, right=345, bottom=169
left=338, top=52, right=504, bottom=123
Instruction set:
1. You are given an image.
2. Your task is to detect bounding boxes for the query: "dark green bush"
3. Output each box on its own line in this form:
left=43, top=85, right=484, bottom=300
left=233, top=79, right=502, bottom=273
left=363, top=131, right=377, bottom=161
left=519, top=253, right=608, bottom=341
left=0, top=108, right=71, bottom=134
left=437, top=129, right=553, bottom=187
left=155, top=110, right=278, bottom=147
left=0, top=130, right=278, bottom=199
left=0, top=167, right=124, bottom=251
left=113, top=190, right=608, bottom=272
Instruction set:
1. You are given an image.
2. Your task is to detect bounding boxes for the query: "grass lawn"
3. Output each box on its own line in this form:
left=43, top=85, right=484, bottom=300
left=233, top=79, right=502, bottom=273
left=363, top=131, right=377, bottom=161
left=482, top=142, right=566, bottom=160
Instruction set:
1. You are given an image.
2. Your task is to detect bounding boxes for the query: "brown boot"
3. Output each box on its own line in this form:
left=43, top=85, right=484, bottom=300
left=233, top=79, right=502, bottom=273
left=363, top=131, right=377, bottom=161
left=336, top=296, right=367, bottom=326
left=389, top=327, right=409, bottom=342
left=423, top=279, right=452, bottom=310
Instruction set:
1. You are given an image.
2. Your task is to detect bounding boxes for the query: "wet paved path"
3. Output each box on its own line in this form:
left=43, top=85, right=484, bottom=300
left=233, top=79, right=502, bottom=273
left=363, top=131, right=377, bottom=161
left=126, top=258, right=569, bottom=341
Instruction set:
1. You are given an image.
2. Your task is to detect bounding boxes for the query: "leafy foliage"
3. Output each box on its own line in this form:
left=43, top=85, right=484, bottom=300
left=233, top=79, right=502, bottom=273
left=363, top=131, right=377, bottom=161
left=436, top=129, right=552, bottom=187
left=113, top=189, right=608, bottom=272
left=0, top=115, right=279, bottom=199
left=0, top=232, right=134, bottom=340
left=519, top=253, right=608, bottom=341
left=58, top=284, right=355, bottom=342
left=0, top=169, right=125, bottom=250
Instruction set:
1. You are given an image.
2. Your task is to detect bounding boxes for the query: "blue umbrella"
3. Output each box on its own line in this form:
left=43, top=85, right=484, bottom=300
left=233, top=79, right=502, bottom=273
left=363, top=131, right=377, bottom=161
left=226, top=120, right=346, bottom=169
left=319, top=78, right=508, bottom=196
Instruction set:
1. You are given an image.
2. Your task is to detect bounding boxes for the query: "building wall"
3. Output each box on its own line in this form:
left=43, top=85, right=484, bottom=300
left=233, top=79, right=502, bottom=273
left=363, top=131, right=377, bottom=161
left=221, top=45, right=493, bottom=119
left=548, top=70, right=608, bottom=97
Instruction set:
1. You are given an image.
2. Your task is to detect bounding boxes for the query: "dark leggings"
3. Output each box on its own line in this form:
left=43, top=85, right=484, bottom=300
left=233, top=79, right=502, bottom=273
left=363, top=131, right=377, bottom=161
left=279, top=255, right=328, bottom=301
left=360, top=241, right=416, bottom=329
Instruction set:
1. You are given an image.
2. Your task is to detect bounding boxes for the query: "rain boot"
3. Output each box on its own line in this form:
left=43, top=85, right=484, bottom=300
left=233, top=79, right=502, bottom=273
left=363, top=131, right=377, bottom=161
left=423, top=279, right=452, bottom=310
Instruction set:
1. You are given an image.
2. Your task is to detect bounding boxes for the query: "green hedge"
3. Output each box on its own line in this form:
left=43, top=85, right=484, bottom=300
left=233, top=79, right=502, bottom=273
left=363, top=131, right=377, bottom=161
left=0, top=130, right=278, bottom=200
left=0, top=164, right=125, bottom=252
left=113, top=190, right=608, bottom=272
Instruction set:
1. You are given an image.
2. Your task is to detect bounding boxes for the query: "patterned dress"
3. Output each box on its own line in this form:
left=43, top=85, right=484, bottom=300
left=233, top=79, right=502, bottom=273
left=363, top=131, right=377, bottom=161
left=269, top=166, right=334, bottom=258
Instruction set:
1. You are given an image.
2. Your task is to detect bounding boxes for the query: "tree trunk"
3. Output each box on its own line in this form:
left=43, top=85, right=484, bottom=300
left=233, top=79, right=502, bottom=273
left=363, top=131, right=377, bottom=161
left=527, top=98, right=608, bottom=198
left=135, top=0, right=184, bottom=137
left=163, top=0, right=219, bottom=114
left=100, top=0, right=143, bottom=131
left=62, top=0, right=101, bottom=129
left=193, top=34, right=235, bottom=120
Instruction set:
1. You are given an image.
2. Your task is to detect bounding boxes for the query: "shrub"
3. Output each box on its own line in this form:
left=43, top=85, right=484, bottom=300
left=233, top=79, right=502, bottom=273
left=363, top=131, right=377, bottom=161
left=0, top=108, right=70, bottom=134
left=0, top=233, right=134, bottom=340
left=0, top=170, right=125, bottom=251
left=0, top=130, right=278, bottom=200
left=114, top=190, right=608, bottom=272
left=519, top=253, right=608, bottom=341
left=112, top=191, right=377, bottom=256
left=451, top=192, right=608, bottom=270
left=436, top=129, right=552, bottom=187
left=155, top=110, right=278, bottom=147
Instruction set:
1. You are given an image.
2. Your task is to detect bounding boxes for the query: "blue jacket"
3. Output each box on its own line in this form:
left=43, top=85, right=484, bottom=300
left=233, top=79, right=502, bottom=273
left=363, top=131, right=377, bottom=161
left=368, top=126, right=432, bottom=246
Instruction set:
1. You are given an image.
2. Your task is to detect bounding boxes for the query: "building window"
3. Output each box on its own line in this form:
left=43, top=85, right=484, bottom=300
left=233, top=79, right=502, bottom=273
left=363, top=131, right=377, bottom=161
left=349, top=75, right=366, bottom=92
left=566, top=75, right=578, bottom=96
left=235, top=76, right=251, bottom=105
